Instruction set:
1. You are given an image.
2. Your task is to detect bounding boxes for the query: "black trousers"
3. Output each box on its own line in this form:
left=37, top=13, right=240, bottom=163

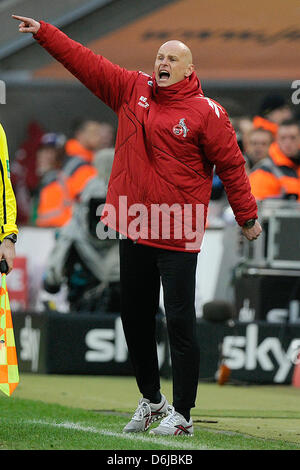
left=119, top=238, right=200, bottom=411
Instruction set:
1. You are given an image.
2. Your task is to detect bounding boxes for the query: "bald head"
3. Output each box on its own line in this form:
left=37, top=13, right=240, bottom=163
left=160, top=40, right=193, bottom=64
left=154, top=40, right=194, bottom=87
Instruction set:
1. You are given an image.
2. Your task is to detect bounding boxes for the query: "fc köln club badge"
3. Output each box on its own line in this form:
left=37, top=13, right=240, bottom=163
left=173, top=118, right=189, bottom=138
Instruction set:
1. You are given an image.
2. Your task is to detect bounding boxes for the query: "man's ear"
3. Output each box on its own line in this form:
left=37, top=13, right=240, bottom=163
left=184, top=64, right=194, bottom=78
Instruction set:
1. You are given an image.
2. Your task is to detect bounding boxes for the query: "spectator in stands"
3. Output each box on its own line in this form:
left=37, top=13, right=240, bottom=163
left=65, top=120, right=115, bottom=163
left=249, top=119, right=300, bottom=200
left=244, top=128, right=273, bottom=172
left=36, top=133, right=65, bottom=177
left=98, top=122, right=116, bottom=150
left=31, top=133, right=65, bottom=224
left=252, top=94, right=293, bottom=138
left=235, top=116, right=253, bottom=154
left=35, top=132, right=97, bottom=227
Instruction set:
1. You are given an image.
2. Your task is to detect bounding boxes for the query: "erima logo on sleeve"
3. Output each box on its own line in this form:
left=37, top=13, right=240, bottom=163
left=138, top=96, right=150, bottom=109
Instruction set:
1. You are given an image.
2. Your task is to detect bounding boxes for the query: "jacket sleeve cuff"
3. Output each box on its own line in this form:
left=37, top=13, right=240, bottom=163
left=0, top=225, right=19, bottom=242
left=236, top=213, right=258, bottom=227
left=33, top=20, right=48, bottom=42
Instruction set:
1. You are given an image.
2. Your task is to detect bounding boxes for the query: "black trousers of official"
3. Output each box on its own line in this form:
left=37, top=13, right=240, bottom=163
left=119, top=238, right=200, bottom=411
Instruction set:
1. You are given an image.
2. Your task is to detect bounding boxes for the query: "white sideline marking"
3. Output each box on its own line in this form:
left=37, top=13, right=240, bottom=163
left=26, top=419, right=209, bottom=450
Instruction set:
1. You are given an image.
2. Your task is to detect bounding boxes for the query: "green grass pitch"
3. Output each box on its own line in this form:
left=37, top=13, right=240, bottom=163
left=0, top=373, right=299, bottom=450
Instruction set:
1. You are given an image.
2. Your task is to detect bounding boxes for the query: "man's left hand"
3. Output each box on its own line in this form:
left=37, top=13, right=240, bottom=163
left=242, top=220, right=262, bottom=241
left=0, top=239, right=16, bottom=274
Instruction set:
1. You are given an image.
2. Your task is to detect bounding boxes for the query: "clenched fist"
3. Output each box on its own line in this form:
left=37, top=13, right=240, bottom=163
left=12, top=15, right=40, bottom=34
left=242, top=219, right=262, bottom=241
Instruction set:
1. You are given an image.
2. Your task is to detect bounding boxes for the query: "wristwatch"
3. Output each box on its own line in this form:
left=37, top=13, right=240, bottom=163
left=3, top=233, right=17, bottom=244
left=243, top=219, right=256, bottom=229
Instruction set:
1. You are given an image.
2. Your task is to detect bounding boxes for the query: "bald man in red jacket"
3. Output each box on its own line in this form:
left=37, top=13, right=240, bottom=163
left=14, top=15, right=261, bottom=437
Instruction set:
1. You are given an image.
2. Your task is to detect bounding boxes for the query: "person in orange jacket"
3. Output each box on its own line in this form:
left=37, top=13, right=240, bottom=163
left=35, top=133, right=98, bottom=227
left=65, top=120, right=115, bottom=164
left=249, top=119, right=300, bottom=200
left=252, top=94, right=293, bottom=138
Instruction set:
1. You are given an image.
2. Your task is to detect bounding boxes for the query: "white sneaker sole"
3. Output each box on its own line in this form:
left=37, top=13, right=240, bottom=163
left=149, top=430, right=194, bottom=437
left=123, top=412, right=168, bottom=433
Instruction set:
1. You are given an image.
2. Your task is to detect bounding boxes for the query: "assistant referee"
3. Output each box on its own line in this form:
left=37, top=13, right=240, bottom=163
left=0, top=123, right=18, bottom=273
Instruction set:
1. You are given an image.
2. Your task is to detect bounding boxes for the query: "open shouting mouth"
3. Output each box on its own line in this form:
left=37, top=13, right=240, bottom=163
left=158, top=70, right=170, bottom=81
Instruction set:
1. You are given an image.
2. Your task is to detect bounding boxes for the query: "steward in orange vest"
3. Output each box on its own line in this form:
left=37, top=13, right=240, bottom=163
left=64, top=120, right=114, bottom=163
left=36, top=134, right=97, bottom=227
left=249, top=120, right=300, bottom=200
left=252, top=94, right=293, bottom=138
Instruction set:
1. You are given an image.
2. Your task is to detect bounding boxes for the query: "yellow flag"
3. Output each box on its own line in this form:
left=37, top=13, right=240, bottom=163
left=0, top=273, right=19, bottom=396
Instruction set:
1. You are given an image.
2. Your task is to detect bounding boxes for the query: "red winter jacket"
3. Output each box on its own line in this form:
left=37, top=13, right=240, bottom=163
left=34, top=22, right=257, bottom=252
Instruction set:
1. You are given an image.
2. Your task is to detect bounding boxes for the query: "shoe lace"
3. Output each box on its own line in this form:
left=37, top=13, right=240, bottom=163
left=160, top=406, right=179, bottom=426
left=132, top=401, right=151, bottom=421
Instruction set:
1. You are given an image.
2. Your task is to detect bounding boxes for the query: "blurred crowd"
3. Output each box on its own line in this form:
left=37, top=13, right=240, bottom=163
left=11, top=119, right=116, bottom=227
left=208, top=93, right=300, bottom=224
left=10, top=119, right=119, bottom=313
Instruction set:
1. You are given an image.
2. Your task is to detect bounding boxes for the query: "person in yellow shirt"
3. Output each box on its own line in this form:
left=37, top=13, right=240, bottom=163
left=0, top=123, right=18, bottom=273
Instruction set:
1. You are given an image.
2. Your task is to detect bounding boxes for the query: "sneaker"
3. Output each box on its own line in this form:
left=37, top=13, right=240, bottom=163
left=149, top=406, right=194, bottom=436
left=123, top=395, right=169, bottom=433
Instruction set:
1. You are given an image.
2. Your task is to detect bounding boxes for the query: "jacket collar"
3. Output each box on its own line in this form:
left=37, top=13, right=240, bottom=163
left=151, top=71, right=203, bottom=104
left=269, top=141, right=299, bottom=167
left=65, top=139, right=94, bottom=163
